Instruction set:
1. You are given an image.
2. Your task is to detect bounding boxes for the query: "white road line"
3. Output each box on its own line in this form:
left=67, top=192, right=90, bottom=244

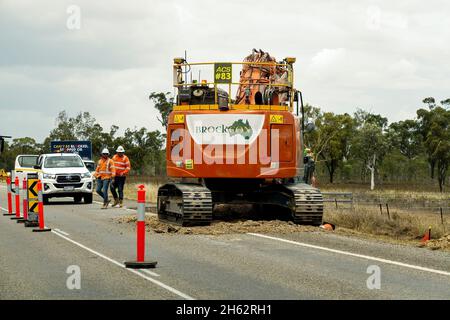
left=2, top=202, right=160, bottom=278
left=139, top=268, right=161, bottom=277
left=50, top=229, right=193, bottom=300
left=53, top=228, right=69, bottom=236
left=248, top=233, right=450, bottom=277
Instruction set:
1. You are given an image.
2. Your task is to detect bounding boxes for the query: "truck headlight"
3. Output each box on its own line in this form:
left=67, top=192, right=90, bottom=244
left=43, top=173, right=56, bottom=179
left=81, top=172, right=91, bottom=179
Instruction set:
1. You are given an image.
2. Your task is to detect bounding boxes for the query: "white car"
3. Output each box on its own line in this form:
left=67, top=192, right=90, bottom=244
left=35, top=153, right=94, bottom=204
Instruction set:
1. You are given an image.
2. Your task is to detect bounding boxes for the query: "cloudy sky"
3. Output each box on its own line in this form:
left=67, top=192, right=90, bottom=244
left=1, top=0, right=449, bottom=142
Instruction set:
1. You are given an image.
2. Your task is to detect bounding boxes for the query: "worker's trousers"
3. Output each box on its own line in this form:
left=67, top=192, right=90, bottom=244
left=96, top=178, right=111, bottom=203
left=111, top=176, right=126, bottom=200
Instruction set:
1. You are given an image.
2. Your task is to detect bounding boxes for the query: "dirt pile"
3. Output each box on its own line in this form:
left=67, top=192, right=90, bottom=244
left=115, top=215, right=318, bottom=235
left=423, top=234, right=450, bottom=251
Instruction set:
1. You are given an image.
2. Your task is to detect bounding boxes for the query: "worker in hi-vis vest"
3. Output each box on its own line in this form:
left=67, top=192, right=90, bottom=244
left=94, top=148, right=116, bottom=209
left=110, top=146, right=131, bottom=208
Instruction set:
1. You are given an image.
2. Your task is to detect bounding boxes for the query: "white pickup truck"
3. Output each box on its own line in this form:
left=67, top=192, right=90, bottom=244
left=13, top=153, right=94, bottom=204
left=35, top=153, right=94, bottom=204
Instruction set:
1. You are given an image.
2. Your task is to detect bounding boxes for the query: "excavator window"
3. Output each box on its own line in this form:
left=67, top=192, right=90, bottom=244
left=254, top=92, right=263, bottom=105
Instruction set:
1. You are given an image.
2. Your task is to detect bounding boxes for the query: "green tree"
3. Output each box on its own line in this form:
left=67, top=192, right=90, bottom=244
left=386, top=119, right=423, bottom=160
left=115, top=127, right=164, bottom=175
left=149, top=92, right=174, bottom=130
left=45, top=111, right=77, bottom=143
left=351, top=123, right=387, bottom=190
left=312, top=112, right=354, bottom=183
left=302, top=103, right=325, bottom=156
left=417, top=98, right=450, bottom=192
left=354, top=108, right=388, bottom=129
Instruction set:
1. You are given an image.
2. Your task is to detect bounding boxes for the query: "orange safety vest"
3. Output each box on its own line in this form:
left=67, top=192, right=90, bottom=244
left=95, top=157, right=116, bottom=180
left=111, top=154, right=131, bottom=176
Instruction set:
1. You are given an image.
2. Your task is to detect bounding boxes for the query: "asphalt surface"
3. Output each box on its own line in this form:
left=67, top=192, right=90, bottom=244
left=0, top=183, right=449, bottom=300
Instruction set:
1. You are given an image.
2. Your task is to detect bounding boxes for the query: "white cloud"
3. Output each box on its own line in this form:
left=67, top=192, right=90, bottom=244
left=308, top=48, right=347, bottom=81
left=310, top=48, right=346, bottom=69
left=366, top=5, right=408, bottom=31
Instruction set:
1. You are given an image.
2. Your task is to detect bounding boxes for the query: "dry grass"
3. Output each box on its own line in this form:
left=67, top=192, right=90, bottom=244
left=123, top=182, right=160, bottom=203
left=321, top=184, right=449, bottom=205
left=323, top=204, right=450, bottom=250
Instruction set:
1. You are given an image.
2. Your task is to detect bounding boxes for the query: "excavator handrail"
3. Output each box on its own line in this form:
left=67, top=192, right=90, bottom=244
left=173, top=61, right=290, bottom=67
left=172, top=59, right=296, bottom=111
left=173, top=82, right=291, bottom=87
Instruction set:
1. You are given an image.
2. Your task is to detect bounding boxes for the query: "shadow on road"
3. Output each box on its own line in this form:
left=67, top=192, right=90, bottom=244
left=45, top=200, right=88, bottom=206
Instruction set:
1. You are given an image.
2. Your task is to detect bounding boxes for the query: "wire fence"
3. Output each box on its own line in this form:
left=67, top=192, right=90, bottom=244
left=322, top=191, right=450, bottom=229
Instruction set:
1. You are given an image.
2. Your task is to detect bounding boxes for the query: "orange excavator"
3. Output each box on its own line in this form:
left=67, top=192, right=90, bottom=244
left=155, top=50, right=323, bottom=226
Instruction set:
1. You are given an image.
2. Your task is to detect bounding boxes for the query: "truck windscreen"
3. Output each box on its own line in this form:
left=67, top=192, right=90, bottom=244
left=19, top=156, right=38, bottom=168
left=44, top=156, right=84, bottom=168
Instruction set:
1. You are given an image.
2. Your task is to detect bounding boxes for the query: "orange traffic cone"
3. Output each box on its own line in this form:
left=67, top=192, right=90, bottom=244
left=320, top=222, right=335, bottom=231
left=421, top=226, right=431, bottom=243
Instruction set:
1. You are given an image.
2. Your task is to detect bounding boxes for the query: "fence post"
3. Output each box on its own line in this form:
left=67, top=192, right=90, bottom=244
left=379, top=203, right=383, bottom=215
left=351, top=193, right=354, bottom=210
left=386, top=203, right=390, bottom=220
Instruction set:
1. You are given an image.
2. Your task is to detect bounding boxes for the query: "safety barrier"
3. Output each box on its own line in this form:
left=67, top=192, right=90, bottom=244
left=124, top=185, right=157, bottom=269
left=11, top=177, right=22, bottom=221
left=32, top=180, right=51, bottom=232
left=3, top=177, right=13, bottom=216
left=24, top=173, right=39, bottom=228
left=2, top=173, right=50, bottom=231
left=20, top=177, right=27, bottom=223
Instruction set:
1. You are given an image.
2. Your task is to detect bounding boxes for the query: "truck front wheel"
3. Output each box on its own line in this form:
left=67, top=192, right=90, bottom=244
left=74, top=196, right=82, bottom=203
left=84, top=194, right=93, bottom=204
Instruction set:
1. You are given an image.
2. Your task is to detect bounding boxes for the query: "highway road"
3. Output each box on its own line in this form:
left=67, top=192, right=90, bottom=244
left=0, top=183, right=449, bottom=300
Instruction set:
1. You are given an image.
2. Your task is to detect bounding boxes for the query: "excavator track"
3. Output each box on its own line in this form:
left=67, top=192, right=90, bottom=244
left=284, top=183, right=323, bottom=226
left=157, top=183, right=213, bottom=226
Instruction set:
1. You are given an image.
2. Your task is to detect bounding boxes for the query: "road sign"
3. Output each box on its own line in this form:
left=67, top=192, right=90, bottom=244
left=28, top=200, right=38, bottom=213
left=27, top=173, right=39, bottom=223
left=50, top=140, right=92, bottom=160
left=214, top=63, right=232, bottom=84
left=28, top=180, right=38, bottom=199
